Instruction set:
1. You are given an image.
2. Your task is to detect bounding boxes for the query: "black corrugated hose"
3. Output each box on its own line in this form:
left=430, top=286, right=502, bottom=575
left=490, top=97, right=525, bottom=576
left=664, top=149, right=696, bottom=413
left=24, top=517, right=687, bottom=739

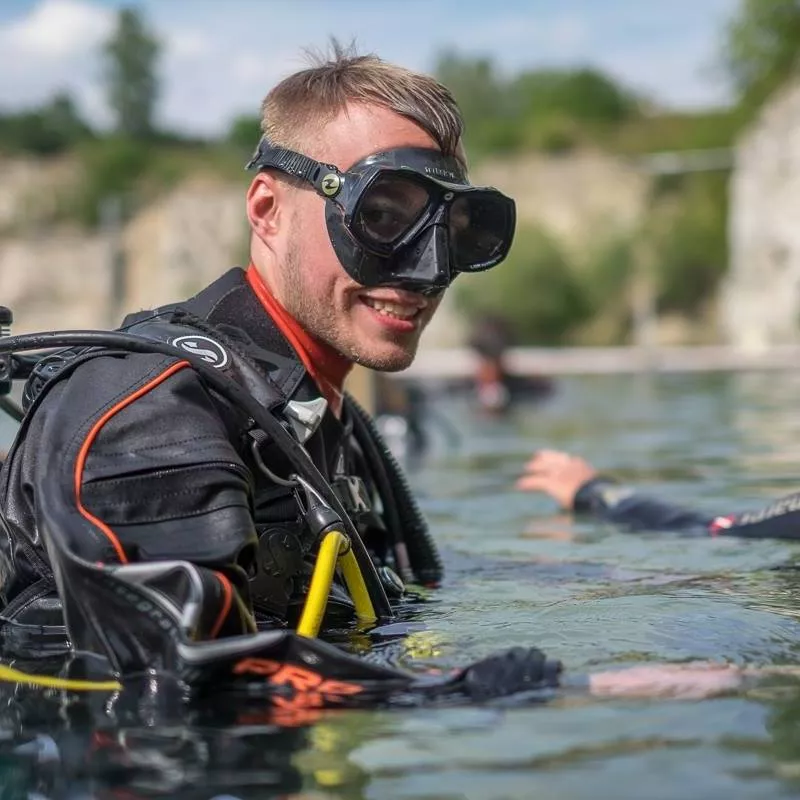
left=346, top=393, right=443, bottom=587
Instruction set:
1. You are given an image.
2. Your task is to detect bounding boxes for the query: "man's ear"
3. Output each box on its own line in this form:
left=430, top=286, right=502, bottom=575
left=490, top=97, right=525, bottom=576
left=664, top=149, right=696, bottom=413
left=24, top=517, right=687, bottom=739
left=246, top=172, right=284, bottom=244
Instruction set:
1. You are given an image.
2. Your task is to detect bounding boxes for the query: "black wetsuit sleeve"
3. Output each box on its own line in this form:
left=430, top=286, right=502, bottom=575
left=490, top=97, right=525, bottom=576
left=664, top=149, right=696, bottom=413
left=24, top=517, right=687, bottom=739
left=711, top=492, right=800, bottom=539
left=572, top=478, right=713, bottom=532
left=573, top=477, right=800, bottom=540
left=21, top=353, right=258, bottom=573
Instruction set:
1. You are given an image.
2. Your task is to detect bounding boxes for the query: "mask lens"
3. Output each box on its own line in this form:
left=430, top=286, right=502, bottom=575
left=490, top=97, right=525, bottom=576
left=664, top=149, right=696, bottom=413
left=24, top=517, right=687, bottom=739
left=450, top=193, right=511, bottom=271
left=354, top=174, right=430, bottom=247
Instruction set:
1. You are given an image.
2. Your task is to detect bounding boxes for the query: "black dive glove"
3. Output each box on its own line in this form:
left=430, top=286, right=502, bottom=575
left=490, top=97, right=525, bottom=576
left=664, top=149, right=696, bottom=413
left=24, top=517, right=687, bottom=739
left=459, top=646, right=563, bottom=700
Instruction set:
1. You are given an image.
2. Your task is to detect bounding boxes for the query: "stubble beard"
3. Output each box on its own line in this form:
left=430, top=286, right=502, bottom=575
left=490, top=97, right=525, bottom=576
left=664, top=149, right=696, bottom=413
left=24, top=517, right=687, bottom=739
left=281, top=242, right=424, bottom=372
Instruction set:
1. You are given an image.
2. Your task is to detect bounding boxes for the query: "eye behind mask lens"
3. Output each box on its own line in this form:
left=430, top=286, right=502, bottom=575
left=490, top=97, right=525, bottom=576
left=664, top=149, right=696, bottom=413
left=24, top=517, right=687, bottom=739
left=353, top=174, right=430, bottom=246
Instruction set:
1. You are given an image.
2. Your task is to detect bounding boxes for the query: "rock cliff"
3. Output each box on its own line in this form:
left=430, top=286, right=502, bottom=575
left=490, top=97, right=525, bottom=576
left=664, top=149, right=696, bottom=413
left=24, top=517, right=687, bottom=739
left=0, top=151, right=647, bottom=345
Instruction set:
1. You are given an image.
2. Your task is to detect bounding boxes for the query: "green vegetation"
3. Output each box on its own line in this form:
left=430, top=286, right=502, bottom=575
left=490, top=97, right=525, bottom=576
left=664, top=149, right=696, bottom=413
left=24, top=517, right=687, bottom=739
left=435, top=52, right=641, bottom=158
left=650, top=172, right=730, bottom=316
left=442, top=47, right=741, bottom=343
left=725, top=0, right=800, bottom=116
left=0, top=0, right=795, bottom=343
left=104, top=8, right=161, bottom=139
left=456, top=227, right=591, bottom=345
left=0, top=7, right=248, bottom=227
left=450, top=0, right=800, bottom=344
left=0, top=93, right=93, bottom=156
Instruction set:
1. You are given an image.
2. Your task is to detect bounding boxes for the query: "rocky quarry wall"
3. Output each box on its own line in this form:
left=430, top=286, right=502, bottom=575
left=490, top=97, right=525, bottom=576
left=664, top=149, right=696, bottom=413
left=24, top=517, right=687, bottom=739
left=724, top=82, right=800, bottom=350
left=0, top=151, right=647, bottom=345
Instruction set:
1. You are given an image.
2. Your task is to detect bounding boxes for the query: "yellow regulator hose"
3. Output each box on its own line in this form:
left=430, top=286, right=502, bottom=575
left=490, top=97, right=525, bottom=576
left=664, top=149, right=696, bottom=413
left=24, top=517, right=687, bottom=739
left=297, top=531, right=377, bottom=638
left=0, top=529, right=381, bottom=685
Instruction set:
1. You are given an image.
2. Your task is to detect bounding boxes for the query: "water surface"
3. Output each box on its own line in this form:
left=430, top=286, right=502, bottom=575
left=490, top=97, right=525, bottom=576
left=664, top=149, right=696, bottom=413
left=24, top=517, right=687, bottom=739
left=3, top=372, right=800, bottom=799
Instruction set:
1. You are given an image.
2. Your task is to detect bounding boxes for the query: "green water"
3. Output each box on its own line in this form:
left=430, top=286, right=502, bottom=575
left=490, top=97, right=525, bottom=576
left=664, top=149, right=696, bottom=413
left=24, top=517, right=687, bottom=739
left=3, top=372, right=800, bottom=798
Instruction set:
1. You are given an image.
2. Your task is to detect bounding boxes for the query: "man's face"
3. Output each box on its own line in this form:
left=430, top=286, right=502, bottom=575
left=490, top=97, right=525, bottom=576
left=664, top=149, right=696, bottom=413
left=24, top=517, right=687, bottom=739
left=253, top=105, right=447, bottom=372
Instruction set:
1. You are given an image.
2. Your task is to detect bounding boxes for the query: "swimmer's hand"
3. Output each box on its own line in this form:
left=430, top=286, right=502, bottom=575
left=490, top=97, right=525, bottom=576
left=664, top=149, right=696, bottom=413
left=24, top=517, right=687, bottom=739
left=515, top=450, right=597, bottom=509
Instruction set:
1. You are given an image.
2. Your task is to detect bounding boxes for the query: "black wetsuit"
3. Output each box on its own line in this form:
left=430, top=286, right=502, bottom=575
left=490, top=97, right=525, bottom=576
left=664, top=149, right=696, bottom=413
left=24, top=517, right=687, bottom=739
left=1, top=268, right=390, bottom=619
left=574, top=478, right=800, bottom=539
left=0, top=267, right=560, bottom=705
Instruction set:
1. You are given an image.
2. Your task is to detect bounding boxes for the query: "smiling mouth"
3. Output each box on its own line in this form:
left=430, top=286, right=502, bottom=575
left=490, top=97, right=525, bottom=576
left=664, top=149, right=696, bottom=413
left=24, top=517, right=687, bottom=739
left=361, top=297, right=422, bottom=321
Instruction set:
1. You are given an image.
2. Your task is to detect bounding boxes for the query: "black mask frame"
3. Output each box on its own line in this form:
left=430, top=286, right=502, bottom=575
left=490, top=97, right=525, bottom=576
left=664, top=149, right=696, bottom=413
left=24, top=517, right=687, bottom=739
left=246, top=139, right=516, bottom=292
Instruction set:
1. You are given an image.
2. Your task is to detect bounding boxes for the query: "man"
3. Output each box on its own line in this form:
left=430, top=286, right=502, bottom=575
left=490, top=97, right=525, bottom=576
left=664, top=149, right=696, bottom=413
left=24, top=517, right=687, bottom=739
left=0, top=48, right=561, bottom=701
left=0, top=50, right=766, bottom=706
left=517, top=449, right=800, bottom=538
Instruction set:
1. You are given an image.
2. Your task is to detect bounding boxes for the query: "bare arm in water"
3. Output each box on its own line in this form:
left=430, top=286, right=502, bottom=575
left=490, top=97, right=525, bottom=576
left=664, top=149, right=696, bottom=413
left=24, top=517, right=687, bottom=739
left=516, top=450, right=800, bottom=539
left=585, top=662, right=800, bottom=699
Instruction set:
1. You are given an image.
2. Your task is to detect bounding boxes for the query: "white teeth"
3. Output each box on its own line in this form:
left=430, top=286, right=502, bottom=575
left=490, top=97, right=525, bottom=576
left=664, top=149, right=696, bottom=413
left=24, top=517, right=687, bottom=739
left=363, top=298, right=418, bottom=319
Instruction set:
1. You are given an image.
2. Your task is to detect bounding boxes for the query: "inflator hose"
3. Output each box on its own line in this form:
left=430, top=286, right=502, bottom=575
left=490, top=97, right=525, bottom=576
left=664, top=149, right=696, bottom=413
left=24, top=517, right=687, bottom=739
left=346, top=393, right=443, bottom=587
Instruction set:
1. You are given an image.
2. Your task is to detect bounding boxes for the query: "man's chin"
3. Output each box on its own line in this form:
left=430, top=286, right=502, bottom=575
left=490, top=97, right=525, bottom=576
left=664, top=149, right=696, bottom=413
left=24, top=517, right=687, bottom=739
left=355, top=343, right=418, bottom=373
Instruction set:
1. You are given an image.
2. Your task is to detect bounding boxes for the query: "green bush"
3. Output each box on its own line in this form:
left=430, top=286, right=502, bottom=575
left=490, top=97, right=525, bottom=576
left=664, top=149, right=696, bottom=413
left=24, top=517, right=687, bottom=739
left=228, top=115, right=262, bottom=155
left=610, top=109, right=742, bottom=155
left=69, top=137, right=151, bottom=225
left=453, top=226, right=591, bottom=345
left=652, top=173, right=729, bottom=314
left=521, top=114, right=581, bottom=154
left=0, top=94, right=93, bottom=156
left=567, top=236, right=637, bottom=344
left=512, top=68, right=639, bottom=126
left=724, top=0, right=800, bottom=116
left=434, top=53, right=644, bottom=160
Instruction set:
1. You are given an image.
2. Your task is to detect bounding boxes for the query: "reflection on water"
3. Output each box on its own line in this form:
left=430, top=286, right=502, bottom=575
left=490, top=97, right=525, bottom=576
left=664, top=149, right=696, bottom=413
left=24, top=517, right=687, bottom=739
left=5, top=372, right=800, bottom=798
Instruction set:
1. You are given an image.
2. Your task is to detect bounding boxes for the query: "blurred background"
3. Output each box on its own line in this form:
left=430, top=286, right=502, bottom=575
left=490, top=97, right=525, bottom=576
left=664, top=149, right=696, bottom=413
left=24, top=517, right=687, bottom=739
left=0, top=0, right=797, bottom=355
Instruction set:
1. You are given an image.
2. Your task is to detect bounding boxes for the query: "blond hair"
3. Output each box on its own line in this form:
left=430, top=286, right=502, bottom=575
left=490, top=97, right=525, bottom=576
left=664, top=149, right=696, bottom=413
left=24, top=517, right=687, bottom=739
left=260, top=42, right=464, bottom=159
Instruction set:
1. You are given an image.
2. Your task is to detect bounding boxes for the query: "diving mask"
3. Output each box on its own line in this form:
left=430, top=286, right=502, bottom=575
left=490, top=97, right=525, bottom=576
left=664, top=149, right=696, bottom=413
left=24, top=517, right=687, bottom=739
left=246, top=139, right=516, bottom=294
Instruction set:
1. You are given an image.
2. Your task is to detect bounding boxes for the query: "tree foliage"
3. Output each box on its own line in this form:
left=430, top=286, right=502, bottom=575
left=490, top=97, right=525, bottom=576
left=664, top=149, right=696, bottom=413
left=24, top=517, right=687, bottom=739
left=0, top=93, right=92, bottom=155
left=434, top=51, right=641, bottom=157
left=724, top=0, right=800, bottom=111
left=454, top=227, right=592, bottom=345
left=103, top=8, right=161, bottom=138
left=651, top=173, right=729, bottom=315
left=227, top=115, right=262, bottom=154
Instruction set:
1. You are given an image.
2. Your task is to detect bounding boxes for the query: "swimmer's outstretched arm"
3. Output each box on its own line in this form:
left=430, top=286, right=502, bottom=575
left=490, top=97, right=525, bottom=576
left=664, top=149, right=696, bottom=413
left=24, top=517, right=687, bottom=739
left=516, top=450, right=800, bottom=539
left=161, top=636, right=774, bottom=707
left=440, top=652, right=771, bottom=703
left=584, top=662, right=793, bottom=699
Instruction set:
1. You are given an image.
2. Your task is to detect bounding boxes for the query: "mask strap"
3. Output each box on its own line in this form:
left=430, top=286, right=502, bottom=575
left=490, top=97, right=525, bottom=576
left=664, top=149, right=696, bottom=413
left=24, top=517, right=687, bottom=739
left=245, top=138, right=343, bottom=198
